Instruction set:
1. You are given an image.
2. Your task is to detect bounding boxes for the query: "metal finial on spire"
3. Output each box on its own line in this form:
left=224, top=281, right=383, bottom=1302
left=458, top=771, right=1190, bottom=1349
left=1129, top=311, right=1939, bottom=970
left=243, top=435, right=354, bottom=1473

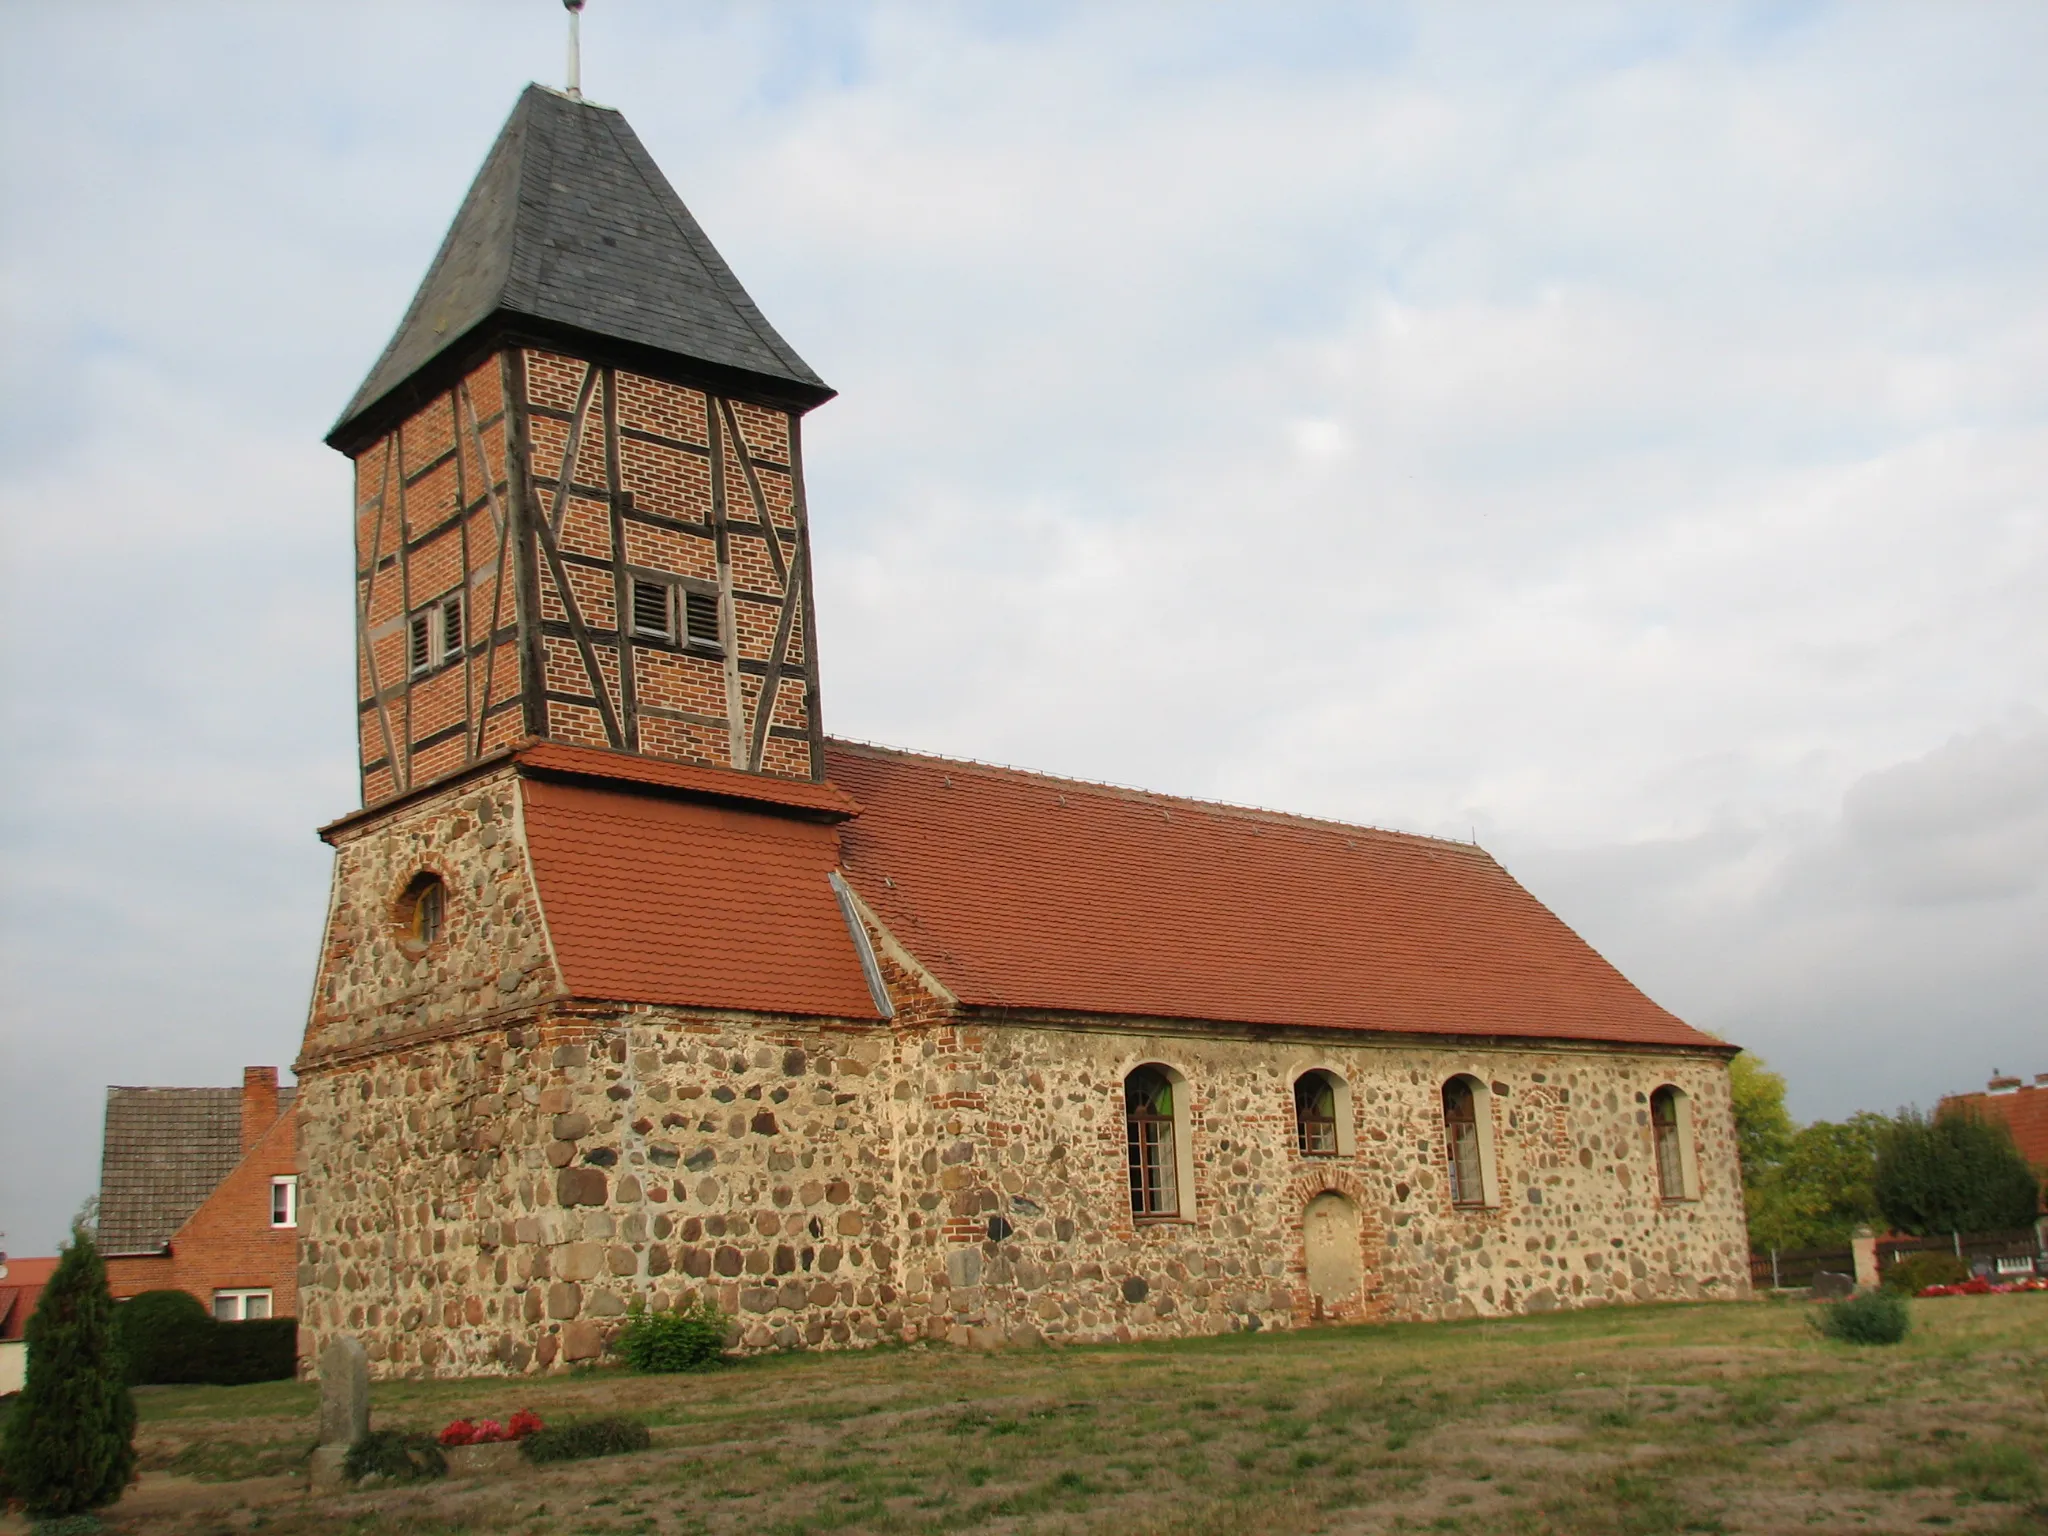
left=565, top=0, right=586, bottom=100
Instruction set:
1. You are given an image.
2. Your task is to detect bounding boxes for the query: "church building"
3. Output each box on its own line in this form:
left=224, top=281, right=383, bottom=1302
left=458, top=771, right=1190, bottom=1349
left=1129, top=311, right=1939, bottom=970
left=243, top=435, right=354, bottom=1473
left=294, top=83, right=1750, bottom=1377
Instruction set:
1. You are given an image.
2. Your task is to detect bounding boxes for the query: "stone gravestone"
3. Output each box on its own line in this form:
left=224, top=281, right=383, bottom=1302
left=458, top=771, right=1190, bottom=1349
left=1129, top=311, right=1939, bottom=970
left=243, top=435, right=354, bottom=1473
left=310, top=1335, right=369, bottom=1490
left=1810, top=1270, right=1856, bottom=1300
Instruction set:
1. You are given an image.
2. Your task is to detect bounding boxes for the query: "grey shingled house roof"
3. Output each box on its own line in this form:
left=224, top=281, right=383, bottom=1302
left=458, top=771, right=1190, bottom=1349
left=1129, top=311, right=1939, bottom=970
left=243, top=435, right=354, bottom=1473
left=96, top=1085, right=295, bottom=1255
left=331, top=83, right=830, bottom=448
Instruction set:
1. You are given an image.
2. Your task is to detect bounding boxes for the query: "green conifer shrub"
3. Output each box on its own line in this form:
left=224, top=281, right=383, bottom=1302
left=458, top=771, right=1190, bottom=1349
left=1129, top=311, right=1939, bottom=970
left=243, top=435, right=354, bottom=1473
left=1812, top=1288, right=1910, bottom=1345
left=0, top=1231, right=137, bottom=1516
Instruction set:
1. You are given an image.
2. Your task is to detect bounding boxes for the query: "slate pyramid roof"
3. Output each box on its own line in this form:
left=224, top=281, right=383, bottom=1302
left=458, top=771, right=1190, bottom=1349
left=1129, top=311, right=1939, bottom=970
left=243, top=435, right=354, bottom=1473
left=331, top=84, right=830, bottom=448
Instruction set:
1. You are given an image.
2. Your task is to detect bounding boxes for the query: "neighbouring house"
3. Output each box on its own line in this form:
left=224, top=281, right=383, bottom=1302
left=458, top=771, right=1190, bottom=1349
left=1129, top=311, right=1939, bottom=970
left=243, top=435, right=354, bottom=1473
left=99, top=1067, right=301, bottom=1320
left=293, top=82, right=1750, bottom=1380
left=1938, top=1070, right=2048, bottom=1213
left=0, top=1256, right=60, bottom=1395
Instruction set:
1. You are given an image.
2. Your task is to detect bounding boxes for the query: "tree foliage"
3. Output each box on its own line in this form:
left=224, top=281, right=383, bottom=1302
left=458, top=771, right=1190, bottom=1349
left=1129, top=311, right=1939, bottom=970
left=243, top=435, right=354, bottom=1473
left=1729, top=1052, right=1794, bottom=1180
left=1874, top=1108, right=2042, bottom=1236
left=0, top=1228, right=136, bottom=1516
left=1732, top=1052, right=1885, bottom=1252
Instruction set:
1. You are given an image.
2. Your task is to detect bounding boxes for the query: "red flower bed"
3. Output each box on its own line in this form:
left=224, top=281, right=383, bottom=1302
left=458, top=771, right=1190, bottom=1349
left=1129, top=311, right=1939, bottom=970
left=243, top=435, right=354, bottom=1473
left=1917, top=1276, right=2048, bottom=1297
left=438, top=1409, right=546, bottom=1446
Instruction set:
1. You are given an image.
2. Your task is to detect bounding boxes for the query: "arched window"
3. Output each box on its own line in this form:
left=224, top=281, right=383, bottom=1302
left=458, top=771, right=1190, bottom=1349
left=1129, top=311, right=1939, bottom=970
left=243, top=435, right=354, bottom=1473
left=1125, top=1066, right=1188, bottom=1219
left=1650, top=1085, right=1698, bottom=1201
left=1441, top=1075, right=1497, bottom=1208
left=1294, top=1071, right=1339, bottom=1156
left=395, top=872, right=447, bottom=953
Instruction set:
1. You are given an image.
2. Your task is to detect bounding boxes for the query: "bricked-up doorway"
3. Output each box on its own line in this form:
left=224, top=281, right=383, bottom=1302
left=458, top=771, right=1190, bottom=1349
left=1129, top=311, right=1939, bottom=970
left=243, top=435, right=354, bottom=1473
left=1303, top=1192, right=1364, bottom=1318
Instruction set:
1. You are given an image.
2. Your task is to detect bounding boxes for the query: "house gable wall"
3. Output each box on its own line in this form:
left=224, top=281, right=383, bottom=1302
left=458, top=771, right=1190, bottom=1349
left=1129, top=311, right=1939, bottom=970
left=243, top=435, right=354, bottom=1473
left=106, top=1104, right=301, bottom=1316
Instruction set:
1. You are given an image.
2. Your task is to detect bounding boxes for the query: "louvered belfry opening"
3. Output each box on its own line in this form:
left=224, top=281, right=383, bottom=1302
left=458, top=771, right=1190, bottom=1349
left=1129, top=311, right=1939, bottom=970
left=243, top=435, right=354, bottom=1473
left=631, top=579, right=672, bottom=639
left=407, top=612, right=432, bottom=677
left=684, top=589, right=722, bottom=651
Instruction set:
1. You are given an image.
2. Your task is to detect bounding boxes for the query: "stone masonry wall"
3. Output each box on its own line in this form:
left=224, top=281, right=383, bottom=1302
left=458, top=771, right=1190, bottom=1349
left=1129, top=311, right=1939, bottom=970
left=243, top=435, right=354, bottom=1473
left=295, top=1011, right=904, bottom=1376
left=885, top=1020, right=1747, bottom=1345
left=296, top=950, right=1746, bottom=1376
left=305, top=766, right=559, bottom=1063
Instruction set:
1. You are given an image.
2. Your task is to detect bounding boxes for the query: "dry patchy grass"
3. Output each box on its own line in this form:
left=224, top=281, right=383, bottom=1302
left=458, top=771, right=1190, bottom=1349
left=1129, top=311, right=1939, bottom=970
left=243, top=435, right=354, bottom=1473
left=16, top=1293, right=2045, bottom=1536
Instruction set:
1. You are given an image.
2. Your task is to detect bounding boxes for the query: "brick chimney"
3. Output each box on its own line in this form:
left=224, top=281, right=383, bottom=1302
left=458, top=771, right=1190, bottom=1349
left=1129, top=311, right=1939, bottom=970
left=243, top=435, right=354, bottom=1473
left=241, top=1066, right=279, bottom=1152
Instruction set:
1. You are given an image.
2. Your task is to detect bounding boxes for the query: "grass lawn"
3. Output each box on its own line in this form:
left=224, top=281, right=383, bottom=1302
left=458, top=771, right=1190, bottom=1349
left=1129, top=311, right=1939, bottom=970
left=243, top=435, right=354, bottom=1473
left=25, top=1292, right=2048, bottom=1535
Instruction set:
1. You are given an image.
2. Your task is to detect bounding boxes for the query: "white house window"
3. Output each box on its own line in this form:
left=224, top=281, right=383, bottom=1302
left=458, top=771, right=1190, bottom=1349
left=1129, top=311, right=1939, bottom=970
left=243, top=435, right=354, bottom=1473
left=213, top=1289, right=273, bottom=1322
left=270, top=1176, right=297, bottom=1229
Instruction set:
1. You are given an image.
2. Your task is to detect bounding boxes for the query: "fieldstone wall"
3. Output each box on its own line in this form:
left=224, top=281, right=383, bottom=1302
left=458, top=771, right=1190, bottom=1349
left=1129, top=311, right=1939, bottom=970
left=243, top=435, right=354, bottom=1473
left=305, top=767, right=559, bottom=1062
left=889, top=1020, right=1748, bottom=1345
left=294, top=1004, right=1746, bottom=1376
left=294, top=1011, right=903, bottom=1376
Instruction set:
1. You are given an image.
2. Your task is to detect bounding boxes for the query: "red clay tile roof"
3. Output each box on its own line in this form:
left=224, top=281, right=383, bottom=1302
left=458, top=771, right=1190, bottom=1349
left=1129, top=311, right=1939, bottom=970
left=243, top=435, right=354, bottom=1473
left=521, top=778, right=882, bottom=1018
left=827, top=741, right=1722, bottom=1050
left=0, top=1257, right=59, bottom=1343
left=1938, top=1084, right=2048, bottom=1173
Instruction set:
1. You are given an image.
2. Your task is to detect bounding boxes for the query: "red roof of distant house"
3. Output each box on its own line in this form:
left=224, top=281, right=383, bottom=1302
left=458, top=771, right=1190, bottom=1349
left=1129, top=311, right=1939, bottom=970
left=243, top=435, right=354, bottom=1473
left=826, top=741, right=1722, bottom=1049
left=521, top=777, right=882, bottom=1019
left=0, top=1257, right=60, bottom=1344
left=1939, top=1081, right=2048, bottom=1173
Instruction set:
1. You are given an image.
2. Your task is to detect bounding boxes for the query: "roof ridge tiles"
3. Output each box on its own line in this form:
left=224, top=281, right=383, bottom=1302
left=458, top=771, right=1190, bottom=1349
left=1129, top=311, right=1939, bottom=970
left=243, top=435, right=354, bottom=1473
left=822, top=735, right=1491, bottom=857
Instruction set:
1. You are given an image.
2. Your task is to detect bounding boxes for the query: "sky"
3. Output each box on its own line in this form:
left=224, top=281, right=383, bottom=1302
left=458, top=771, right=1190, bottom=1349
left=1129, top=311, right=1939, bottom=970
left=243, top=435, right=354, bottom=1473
left=2, top=2, right=2043, bottom=1255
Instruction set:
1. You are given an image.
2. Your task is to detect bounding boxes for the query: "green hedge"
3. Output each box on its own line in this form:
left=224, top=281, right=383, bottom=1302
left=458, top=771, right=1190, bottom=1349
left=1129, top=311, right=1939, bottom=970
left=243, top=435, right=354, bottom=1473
left=115, top=1291, right=298, bottom=1385
left=1882, top=1252, right=1970, bottom=1294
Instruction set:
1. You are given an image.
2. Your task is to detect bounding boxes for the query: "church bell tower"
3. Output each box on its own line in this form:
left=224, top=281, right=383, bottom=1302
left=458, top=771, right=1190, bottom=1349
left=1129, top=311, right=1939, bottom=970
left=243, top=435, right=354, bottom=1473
left=329, top=84, right=835, bottom=806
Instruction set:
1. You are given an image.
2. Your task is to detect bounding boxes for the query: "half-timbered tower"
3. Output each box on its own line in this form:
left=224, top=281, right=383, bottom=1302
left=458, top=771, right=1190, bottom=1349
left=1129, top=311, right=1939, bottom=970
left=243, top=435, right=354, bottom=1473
left=296, top=85, right=1750, bottom=1381
left=331, top=83, right=833, bottom=800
